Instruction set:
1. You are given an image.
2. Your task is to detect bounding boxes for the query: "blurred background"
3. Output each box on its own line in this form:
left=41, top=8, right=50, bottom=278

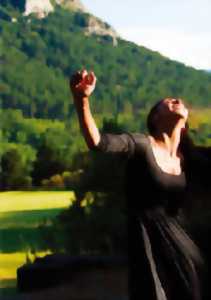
left=0, top=0, right=211, bottom=299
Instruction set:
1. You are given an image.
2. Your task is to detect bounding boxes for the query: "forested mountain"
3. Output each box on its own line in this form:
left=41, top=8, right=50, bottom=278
left=1, top=1, right=211, bottom=189
left=1, top=1, right=211, bottom=117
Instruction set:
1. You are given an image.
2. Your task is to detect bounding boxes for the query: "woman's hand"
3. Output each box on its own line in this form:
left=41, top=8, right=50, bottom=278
left=70, top=69, right=97, bottom=99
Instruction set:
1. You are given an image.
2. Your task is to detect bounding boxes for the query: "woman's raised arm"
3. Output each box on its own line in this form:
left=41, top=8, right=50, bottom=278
left=70, top=70, right=100, bottom=149
left=70, top=70, right=135, bottom=155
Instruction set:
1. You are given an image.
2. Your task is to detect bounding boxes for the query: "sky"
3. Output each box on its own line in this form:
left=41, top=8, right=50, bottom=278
left=82, top=0, right=211, bottom=70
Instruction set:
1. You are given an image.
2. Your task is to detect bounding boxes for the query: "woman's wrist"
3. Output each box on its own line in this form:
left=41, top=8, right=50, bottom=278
left=73, top=94, right=89, bottom=105
left=74, top=96, right=91, bottom=115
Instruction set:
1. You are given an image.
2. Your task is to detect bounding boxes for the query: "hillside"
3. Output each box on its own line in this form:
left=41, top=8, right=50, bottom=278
left=1, top=1, right=211, bottom=118
left=1, top=1, right=211, bottom=189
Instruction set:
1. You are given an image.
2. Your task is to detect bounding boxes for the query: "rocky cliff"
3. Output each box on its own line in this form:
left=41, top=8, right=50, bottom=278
left=24, top=0, right=54, bottom=18
left=55, top=0, right=87, bottom=12
left=85, top=15, right=119, bottom=46
left=23, top=0, right=87, bottom=18
left=22, top=0, right=118, bottom=45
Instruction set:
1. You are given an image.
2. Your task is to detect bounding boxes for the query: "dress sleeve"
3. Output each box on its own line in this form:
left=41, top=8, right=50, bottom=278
left=92, top=132, right=136, bottom=157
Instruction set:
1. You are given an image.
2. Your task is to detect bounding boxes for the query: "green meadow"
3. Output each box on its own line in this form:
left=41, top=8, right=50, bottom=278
left=0, top=191, right=75, bottom=292
left=0, top=191, right=75, bottom=213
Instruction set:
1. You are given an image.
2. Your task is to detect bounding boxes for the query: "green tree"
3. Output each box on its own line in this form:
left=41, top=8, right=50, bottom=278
left=1, top=148, right=32, bottom=189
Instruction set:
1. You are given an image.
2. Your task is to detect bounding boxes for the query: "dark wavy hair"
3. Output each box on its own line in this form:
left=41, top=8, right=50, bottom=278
left=147, top=100, right=163, bottom=136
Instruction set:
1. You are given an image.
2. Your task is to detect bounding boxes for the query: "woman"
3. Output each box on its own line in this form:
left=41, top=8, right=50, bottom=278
left=70, top=70, right=209, bottom=300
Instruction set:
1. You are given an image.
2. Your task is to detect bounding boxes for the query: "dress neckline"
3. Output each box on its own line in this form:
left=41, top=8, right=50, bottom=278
left=145, top=135, right=184, bottom=177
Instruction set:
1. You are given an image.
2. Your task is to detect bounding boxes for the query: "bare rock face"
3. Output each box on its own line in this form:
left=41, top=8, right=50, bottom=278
left=21, top=0, right=119, bottom=45
left=55, top=0, right=88, bottom=13
left=23, top=0, right=87, bottom=18
left=85, top=16, right=119, bottom=46
left=23, top=0, right=54, bottom=18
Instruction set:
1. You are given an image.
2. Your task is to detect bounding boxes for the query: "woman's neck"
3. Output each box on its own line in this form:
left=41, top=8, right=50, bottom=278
left=151, top=119, right=186, bottom=158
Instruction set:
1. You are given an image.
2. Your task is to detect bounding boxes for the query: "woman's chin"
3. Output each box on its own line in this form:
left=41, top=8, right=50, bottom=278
left=174, top=108, right=188, bottom=121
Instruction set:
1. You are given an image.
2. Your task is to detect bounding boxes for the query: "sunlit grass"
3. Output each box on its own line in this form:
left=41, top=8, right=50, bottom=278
left=0, top=191, right=75, bottom=213
left=0, top=251, right=51, bottom=280
left=0, top=191, right=74, bottom=285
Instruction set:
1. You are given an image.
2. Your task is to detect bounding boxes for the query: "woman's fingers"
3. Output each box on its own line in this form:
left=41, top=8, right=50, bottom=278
left=84, top=71, right=96, bottom=85
left=89, top=71, right=97, bottom=84
left=81, top=69, right=88, bottom=78
left=70, top=70, right=89, bottom=85
left=70, top=71, right=82, bottom=87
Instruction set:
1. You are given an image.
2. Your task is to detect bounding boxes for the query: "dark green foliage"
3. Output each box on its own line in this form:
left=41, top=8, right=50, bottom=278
left=0, top=108, right=84, bottom=188
left=1, top=148, right=32, bottom=190
left=1, top=0, right=25, bottom=12
left=0, top=226, right=56, bottom=252
left=1, top=4, right=211, bottom=120
left=0, top=209, right=64, bottom=229
left=74, top=12, right=89, bottom=27
left=56, top=191, right=127, bottom=255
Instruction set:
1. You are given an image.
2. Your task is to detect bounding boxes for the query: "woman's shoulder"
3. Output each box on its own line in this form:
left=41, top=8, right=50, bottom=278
left=126, top=132, right=149, bottom=153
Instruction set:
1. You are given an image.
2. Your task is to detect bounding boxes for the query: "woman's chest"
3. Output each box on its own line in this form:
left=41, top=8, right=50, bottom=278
left=151, top=146, right=184, bottom=176
left=126, top=150, right=187, bottom=193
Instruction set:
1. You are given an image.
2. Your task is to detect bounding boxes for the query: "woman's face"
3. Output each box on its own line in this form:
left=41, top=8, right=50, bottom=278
left=157, top=98, right=189, bottom=122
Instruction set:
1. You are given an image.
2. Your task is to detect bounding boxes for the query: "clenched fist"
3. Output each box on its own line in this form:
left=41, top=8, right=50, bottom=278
left=70, top=69, right=97, bottom=99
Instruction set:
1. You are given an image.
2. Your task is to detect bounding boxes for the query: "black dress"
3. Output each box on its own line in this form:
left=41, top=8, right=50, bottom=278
left=93, top=132, right=206, bottom=300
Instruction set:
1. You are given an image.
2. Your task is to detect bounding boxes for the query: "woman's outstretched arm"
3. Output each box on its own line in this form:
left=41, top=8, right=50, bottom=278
left=70, top=70, right=100, bottom=149
left=70, top=69, right=135, bottom=155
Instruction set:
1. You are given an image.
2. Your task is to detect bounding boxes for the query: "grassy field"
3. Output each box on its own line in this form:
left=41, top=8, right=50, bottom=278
left=0, top=191, right=75, bottom=286
left=0, top=208, right=65, bottom=228
left=0, top=191, right=75, bottom=212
